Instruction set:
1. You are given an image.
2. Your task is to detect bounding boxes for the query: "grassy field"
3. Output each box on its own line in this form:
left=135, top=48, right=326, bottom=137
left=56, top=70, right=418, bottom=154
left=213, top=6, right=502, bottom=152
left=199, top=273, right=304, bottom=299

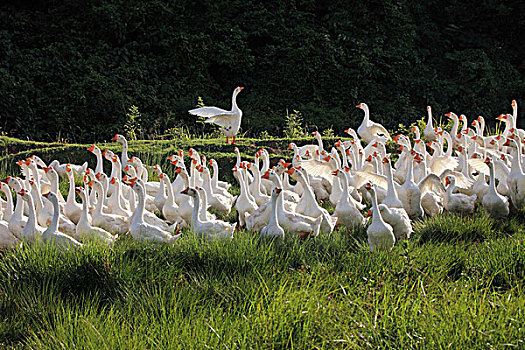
left=1, top=136, right=525, bottom=348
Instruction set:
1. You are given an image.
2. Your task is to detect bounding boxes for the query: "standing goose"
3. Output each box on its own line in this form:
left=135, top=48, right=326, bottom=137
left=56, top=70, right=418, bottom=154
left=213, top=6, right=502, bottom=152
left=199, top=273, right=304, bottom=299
left=443, top=176, right=477, bottom=216
left=189, top=87, right=244, bottom=144
left=367, top=184, right=395, bottom=252
left=260, top=187, right=285, bottom=241
left=41, top=192, right=82, bottom=249
left=129, top=180, right=180, bottom=244
left=75, top=187, right=117, bottom=244
left=424, top=106, right=437, bottom=142
left=356, top=103, right=391, bottom=144
left=482, top=157, right=509, bottom=219
left=18, top=189, right=46, bottom=242
left=181, top=187, right=235, bottom=240
left=330, top=170, right=366, bottom=230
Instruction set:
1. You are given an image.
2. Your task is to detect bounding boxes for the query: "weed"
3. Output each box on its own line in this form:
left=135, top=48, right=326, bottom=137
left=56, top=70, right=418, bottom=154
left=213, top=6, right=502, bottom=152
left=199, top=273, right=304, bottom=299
left=284, top=109, right=305, bottom=139
left=124, top=105, right=142, bottom=141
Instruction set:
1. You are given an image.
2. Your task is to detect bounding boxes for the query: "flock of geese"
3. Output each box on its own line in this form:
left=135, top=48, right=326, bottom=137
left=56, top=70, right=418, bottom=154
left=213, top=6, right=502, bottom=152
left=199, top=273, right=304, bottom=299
left=0, top=97, right=523, bottom=252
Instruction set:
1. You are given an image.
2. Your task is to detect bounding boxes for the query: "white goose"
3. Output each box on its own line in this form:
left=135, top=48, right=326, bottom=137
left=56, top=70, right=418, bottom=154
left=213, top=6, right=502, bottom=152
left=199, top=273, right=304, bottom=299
left=424, top=106, right=437, bottom=141
left=150, top=164, right=167, bottom=212
left=189, top=86, right=244, bottom=144
left=63, top=164, right=83, bottom=224
left=89, top=180, right=129, bottom=235
left=181, top=187, right=235, bottom=240
left=377, top=204, right=412, bottom=241
left=444, top=175, right=477, bottom=216
left=0, top=204, right=18, bottom=248
left=208, top=159, right=231, bottom=190
left=481, top=157, right=509, bottom=219
left=159, top=173, right=186, bottom=226
left=18, top=189, right=46, bottom=242
left=4, top=177, right=28, bottom=238
left=75, top=187, right=117, bottom=244
left=129, top=181, right=180, bottom=244
left=41, top=192, right=83, bottom=249
left=112, top=134, right=130, bottom=166
left=29, top=179, right=76, bottom=235
left=356, top=103, right=391, bottom=144
left=234, top=165, right=258, bottom=227
left=367, top=184, right=395, bottom=252
left=49, top=159, right=88, bottom=178
left=260, top=187, right=285, bottom=241
left=0, top=180, right=14, bottom=222
left=87, top=144, right=105, bottom=174
left=330, top=170, right=366, bottom=230
left=286, top=167, right=336, bottom=234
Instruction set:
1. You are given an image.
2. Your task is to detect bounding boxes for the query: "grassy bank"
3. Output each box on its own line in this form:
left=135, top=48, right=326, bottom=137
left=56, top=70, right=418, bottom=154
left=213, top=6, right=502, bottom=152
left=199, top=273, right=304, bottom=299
left=1, top=209, right=525, bottom=348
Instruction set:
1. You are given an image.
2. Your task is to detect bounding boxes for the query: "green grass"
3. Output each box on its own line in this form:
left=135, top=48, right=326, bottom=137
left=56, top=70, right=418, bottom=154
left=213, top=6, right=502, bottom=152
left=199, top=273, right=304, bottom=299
left=1, top=219, right=525, bottom=349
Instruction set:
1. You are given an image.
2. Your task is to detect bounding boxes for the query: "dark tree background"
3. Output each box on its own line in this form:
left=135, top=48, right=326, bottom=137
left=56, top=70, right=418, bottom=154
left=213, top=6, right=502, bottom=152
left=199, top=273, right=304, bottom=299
left=0, top=0, right=523, bottom=142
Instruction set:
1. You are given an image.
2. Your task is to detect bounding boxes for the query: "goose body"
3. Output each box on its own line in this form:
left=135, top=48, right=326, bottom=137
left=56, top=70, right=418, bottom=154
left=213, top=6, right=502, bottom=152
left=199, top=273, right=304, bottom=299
left=129, top=181, right=180, bottom=244
left=42, top=192, right=82, bottom=249
left=482, top=157, right=509, bottom=219
left=75, top=187, right=117, bottom=244
left=189, top=87, right=244, bottom=144
left=367, top=185, right=395, bottom=252
left=357, top=103, right=391, bottom=144
left=182, top=187, right=235, bottom=240
left=260, top=187, right=285, bottom=240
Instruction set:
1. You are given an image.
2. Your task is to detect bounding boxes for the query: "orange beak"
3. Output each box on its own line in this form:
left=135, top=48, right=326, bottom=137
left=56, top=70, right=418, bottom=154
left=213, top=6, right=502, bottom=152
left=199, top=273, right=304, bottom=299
left=111, top=134, right=118, bottom=141
left=356, top=103, right=362, bottom=108
left=285, top=168, right=295, bottom=176
left=261, top=170, right=270, bottom=179
left=175, top=167, right=182, bottom=174
left=87, top=144, right=95, bottom=152
left=366, top=210, right=372, bottom=218
left=445, top=177, right=451, bottom=186
left=331, top=170, right=339, bottom=176
left=110, top=177, right=116, bottom=184
left=181, top=187, right=190, bottom=195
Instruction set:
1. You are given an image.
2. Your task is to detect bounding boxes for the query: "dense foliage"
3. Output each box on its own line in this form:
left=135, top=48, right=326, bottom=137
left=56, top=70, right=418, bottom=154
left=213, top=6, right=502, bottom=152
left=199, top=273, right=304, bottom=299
left=0, top=0, right=524, bottom=142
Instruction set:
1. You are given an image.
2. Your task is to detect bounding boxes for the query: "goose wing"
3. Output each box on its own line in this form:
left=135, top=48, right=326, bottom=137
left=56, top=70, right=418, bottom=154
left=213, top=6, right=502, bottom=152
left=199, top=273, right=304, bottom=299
left=418, top=174, right=445, bottom=196
left=189, top=106, right=232, bottom=118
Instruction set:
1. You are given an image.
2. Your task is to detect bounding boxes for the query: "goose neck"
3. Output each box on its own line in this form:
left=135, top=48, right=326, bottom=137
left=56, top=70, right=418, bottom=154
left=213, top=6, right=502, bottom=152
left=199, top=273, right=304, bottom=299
left=268, top=193, right=279, bottom=226
left=67, top=173, right=76, bottom=204
left=44, top=195, right=59, bottom=238
left=191, top=191, right=201, bottom=229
